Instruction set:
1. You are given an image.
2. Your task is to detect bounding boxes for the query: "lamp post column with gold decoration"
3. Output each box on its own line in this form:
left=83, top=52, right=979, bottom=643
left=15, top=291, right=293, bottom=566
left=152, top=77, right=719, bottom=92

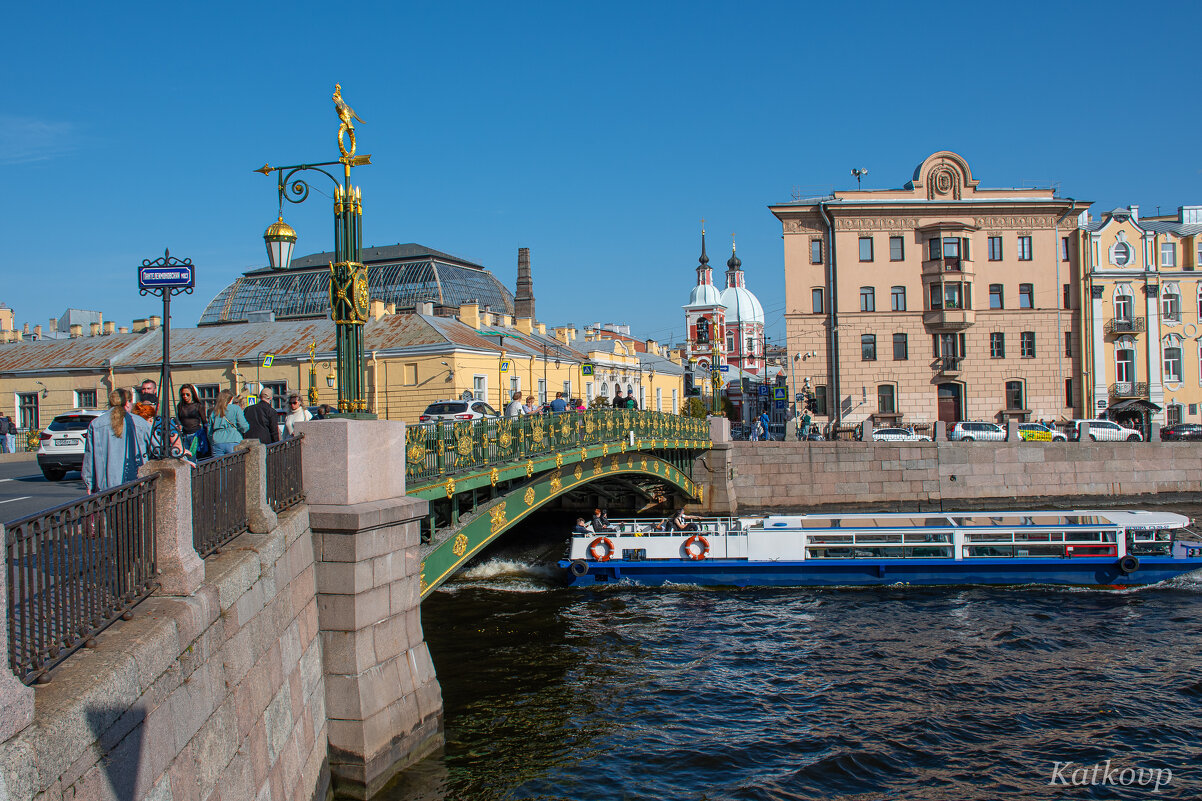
left=257, top=83, right=375, bottom=417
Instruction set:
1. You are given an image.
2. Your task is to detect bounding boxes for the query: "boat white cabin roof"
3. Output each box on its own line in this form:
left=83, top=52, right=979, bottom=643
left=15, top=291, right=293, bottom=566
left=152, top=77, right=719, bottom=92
left=753, top=510, right=1189, bottom=530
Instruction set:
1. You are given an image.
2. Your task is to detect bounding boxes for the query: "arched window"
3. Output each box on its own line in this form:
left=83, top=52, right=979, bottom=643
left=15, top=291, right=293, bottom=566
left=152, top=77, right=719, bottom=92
left=1162, top=283, right=1181, bottom=322
left=601, top=382, right=609, bottom=398
left=1163, top=334, right=1183, bottom=383
left=1115, top=336, right=1136, bottom=388
left=1110, top=232, right=1134, bottom=267
left=626, top=383, right=634, bottom=396
left=1196, top=283, right=1202, bottom=317
left=1114, top=284, right=1133, bottom=321
left=696, top=316, right=710, bottom=344
left=1005, top=380, right=1025, bottom=410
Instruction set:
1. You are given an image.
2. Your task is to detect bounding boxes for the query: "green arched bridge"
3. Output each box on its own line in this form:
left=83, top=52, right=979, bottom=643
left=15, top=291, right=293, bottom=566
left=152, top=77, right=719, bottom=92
left=405, top=410, right=712, bottom=598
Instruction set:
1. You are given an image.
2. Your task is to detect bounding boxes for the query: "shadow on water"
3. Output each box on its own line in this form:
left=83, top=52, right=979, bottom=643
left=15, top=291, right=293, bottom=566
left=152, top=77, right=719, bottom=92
left=382, top=507, right=1202, bottom=801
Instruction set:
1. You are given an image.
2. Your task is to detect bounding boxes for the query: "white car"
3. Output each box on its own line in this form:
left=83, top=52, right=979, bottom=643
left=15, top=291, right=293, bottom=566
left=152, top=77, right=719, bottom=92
left=36, top=409, right=103, bottom=481
left=1069, top=419, right=1143, bottom=442
left=949, top=421, right=1007, bottom=442
left=1017, top=422, right=1067, bottom=442
left=418, top=399, right=500, bottom=423
left=871, top=427, right=932, bottom=442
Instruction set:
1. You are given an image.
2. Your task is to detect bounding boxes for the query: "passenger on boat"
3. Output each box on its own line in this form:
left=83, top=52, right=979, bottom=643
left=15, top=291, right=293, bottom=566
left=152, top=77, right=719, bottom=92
left=592, top=508, right=615, bottom=532
left=572, top=518, right=592, bottom=535
left=668, top=511, right=698, bottom=532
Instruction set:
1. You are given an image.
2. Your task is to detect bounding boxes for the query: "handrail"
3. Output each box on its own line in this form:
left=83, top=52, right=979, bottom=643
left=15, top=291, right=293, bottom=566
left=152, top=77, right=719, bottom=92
left=265, top=435, right=305, bottom=513
left=191, top=450, right=248, bottom=557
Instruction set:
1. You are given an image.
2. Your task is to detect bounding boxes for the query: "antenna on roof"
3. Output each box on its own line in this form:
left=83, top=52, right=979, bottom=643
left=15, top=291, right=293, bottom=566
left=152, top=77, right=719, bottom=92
left=791, top=186, right=801, bottom=202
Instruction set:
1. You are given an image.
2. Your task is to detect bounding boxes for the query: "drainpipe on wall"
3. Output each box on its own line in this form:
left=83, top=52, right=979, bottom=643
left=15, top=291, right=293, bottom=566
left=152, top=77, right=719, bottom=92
left=817, top=201, right=840, bottom=426
left=1054, top=198, right=1079, bottom=418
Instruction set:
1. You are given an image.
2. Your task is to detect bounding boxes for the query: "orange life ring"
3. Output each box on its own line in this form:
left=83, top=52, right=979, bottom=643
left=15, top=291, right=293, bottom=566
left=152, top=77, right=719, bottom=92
left=683, top=535, right=710, bottom=560
left=589, top=537, right=615, bottom=562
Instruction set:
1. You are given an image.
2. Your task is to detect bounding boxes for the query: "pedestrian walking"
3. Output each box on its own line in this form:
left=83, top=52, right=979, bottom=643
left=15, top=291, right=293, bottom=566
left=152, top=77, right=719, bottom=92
left=82, top=389, right=153, bottom=494
left=505, top=390, right=525, bottom=418
left=245, top=387, right=281, bottom=444
left=177, top=384, right=209, bottom=459
left=283, top=394, right=312, bottom=437
left=759, top=410, right=772, bottom=442
left=208, top=389, right=250, bottom=456
left=0, top=411, right=12, bottom=453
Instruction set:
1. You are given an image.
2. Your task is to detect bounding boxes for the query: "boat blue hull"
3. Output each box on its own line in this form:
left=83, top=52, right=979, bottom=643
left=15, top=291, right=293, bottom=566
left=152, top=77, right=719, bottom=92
left=559, top=557, right=1202, bottom=589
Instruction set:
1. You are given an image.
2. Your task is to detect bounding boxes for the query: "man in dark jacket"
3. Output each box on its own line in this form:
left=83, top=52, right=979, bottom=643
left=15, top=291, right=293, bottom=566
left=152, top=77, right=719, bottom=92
left=245, top=387, right=280, bottom=444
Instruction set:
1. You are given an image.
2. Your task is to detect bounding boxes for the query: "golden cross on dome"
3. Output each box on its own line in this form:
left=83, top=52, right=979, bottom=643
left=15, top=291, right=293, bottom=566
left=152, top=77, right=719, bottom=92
left=700, top=217, right=705, bottom=235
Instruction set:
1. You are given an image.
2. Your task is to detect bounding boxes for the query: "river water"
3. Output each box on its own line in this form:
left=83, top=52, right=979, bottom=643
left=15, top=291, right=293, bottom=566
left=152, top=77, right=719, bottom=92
left=385, top=507, right=1202, bottom=801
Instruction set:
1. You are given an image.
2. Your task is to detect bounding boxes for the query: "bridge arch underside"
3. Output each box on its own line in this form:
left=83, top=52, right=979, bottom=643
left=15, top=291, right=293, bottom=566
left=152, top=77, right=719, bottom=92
left=418, top=453, right=702, bottom=598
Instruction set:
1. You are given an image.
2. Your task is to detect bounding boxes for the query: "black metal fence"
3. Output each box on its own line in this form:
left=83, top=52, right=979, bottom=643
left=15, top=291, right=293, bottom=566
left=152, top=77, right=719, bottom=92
left=5, top=476, right=159, bottom=685
left=191, top=450, right=248, bottom=557
left=265, top=436, right=305, bottom=513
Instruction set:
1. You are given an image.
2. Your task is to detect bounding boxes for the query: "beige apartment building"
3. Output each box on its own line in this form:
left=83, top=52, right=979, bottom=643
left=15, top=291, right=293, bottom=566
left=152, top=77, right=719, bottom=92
left=1076, top=205, right=1202, bottom=433
left=771, top=151, right=1084, bottom=427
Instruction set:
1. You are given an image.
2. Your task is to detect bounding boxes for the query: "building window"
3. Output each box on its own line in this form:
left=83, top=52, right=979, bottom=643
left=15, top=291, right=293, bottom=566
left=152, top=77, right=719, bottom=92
left=75, top=389, right=97, bottom=409
left=812, top=288, right=824, bottom=314
left=877, top=384, right=896, bottom=414
left=943, top=238, right=961, bottom=260
left=195, top=384, right=220, bottom=415
left=860, top=286, right=875, bottom=312
left=1164, top=337, right=1183, bottom=383
left=1198, top=284, right=1202, bottom=317
left=929, top=284, right=943, bottom=310
left=859, top=237, right=874, bottom=262
left=990, top=284, right=1004, bottom=309
left=1065, top=378, right=1073, bottom=409
left=1116, top=346, right=1134, bottom=384
left=672, top=389, right=678, bottom=414
left=587, top=381, right=594, bottom=401
left=935, top=332, right=965, bottom=359
left=1063, top=283, right=1071, bottom=310
left=1005, top=380, right=1025, bottom=411
left=1168, top=404, right=1183, bottom=426
left=726, top=334, right=735, bottom=351
left=510, top=376, right=520, bottom=394
left=1061, top=236, right=1070, bottom=262
left=473, top=375, right=488, bottom=401
left=1113, top=241, right=1132, bottom=266
left=988, top=236, right=1003, bottom=261
left=1020, top=331, right=1036, bottom=357
left=655, top=387, right=662, bottom=411
left=1162, top=241, right=1176, bottom=267
left=889, top=236, right=904, bottom=261
left=17, top=393, right=38, bottom=430
left=813, top=384, right=828, bottom=416
left=991, top=332, right=1006, bottom=359
left=1019, top=283, right=1033, bottom=309
left=861, top=334, right=877, bottom=361
left=696, top=316, right=710, bottom=344
left=1017, top=236, right=1033, bottom=260
left=810, top=239, right=823, bottom=264
left=538, top=379, right=547, bottom=404
left=1064, top=331, right=1072, bottom=357
left=563, top=380, right=572, bottom=399
left=1162, top=284, right=1181, bottom=322
left=1114, top=287, right=1133, bottom=320
left=943, top=283, right=963, bottom=309
left=890, top=286, right=906, bottom=311
left=263, top=381, right=288, bottom=413
left=747, top=337, right=755, bottom=354
left=600, top=382, right=609, bottom=398
left=893, top=333, right=908, bottom=361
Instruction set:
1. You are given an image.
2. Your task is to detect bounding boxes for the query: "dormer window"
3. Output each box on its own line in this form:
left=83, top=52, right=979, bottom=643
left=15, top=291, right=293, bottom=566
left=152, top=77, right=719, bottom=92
left=1111, top=232, right=1134, bottom=267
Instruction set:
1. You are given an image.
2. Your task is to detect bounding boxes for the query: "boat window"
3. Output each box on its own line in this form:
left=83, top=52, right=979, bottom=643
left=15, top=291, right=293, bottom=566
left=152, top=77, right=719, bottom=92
left=966, top=545, right=1015, bottom=557
left=806, top=546, right=953, bottom=559
left=1014, top=545, right=1066, bottom=558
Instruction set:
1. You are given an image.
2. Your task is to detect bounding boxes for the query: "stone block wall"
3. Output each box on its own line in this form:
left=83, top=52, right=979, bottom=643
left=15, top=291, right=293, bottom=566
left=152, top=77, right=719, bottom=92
left=721, top=441, right=1202, bottom=511
left=0, top=506, right=330, bottom=801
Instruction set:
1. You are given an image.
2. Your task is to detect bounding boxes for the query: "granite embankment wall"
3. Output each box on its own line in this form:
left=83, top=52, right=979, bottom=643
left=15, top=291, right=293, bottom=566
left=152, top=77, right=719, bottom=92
left=0, top=504, right=329, bottom=801
left=716, top=441, right=1202, bottom=512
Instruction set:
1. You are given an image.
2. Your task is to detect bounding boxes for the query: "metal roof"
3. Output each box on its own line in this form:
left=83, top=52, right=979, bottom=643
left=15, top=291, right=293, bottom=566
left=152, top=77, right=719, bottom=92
left=0, top=332, right=148, bottom=373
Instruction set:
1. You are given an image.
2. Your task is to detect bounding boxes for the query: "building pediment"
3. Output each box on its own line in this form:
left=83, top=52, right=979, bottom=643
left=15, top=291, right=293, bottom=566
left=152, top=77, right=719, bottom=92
left=906, top=151, right=981, bottom=200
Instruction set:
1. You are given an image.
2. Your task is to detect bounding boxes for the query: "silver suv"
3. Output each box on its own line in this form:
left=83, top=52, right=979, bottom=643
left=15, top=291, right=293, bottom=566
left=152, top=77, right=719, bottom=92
left=949, top=421, right=1007, bottom=442
left=36, top=409, right=103, bottom=481
left=418, top=399, right=500, bottom=423
left=1068, top=419, right=1142, bottom=442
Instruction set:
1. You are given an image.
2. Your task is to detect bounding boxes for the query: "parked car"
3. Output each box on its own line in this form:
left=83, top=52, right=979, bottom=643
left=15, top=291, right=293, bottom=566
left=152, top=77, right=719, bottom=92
left=871, top=427, right=932, bottom=442
left=418, top=399, right=500, bottom=423
left=1160, top=423, right=1202, bottom=441
left=1016, top=422, right=1067, bottom=442
left=36, top=409, right=103, bottom=481
left=949, top=421, right=1007, bottom=442
left=1068, top=419, right=1142, bottom=442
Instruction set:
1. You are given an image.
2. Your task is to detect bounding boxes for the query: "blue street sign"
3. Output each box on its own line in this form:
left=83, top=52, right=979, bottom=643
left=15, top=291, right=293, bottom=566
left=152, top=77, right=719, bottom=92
left=795, top=393, right=804, bottom=402
left=757, top=385, right=770, bottom=396
left=500, top=360, right=511, bottom=373
left=138, top=264, right=193, bottom=290
left=774, top=387, right=787, bottom=400
left=774, top=399, right=786, bottom=409
left=581, top=364, right=594, bottom=376
left=719, top=365, right=730, bottom=372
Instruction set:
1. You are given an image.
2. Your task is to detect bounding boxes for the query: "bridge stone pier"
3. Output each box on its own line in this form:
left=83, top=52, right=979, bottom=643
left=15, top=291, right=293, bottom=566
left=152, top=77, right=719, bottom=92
left=297, top=419, right=442, bottom=799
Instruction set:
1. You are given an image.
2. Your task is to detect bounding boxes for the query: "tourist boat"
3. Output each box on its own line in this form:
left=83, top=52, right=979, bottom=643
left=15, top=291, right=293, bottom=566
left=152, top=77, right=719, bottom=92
left=558, top=510, right=1202, bottom=588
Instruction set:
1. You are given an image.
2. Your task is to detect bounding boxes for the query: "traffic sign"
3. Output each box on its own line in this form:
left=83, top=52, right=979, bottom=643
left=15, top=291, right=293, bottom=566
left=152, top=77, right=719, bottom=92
left=757, top=385, right=770, bottom=397
left=719, top=365, right=730, bottom=372
left=774, top=387, right=787, bottom=400
left=500, top=360, right=511, bottom=373
left=262, top=354, right=275, bottom=368
left=774, top=399, right=786, bottom=409
left=138, top=263, right=194, bottom=290
left=795, top=393, right=804, bottom=402
left=581, top=363, right=595, bottom=376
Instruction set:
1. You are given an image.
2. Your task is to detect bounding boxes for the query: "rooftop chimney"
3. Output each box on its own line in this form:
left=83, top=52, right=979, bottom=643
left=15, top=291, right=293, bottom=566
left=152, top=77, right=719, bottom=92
left=69, top=324, right=83, bottom=338
left=132, top=318, right=148, bottom=333
left=458, top=302, right=480, bottom=330
left=370, top=299, right=386, bottom=320
left=89, top=323, right=101, bottom=337
left=149, top=315, right=161, bottom=330
left=103, top=321, right=115, bottom=335
left=1128, top=205, right=1140, bottom=221
left=514, top=247, right=535, bottom=320
left=34, top=325, right=42, bottom=339
left=515, top=316, right=533, bottom=335
left=386, top=302, right=397, bottom=315
left=118, top=326, right=129, bottom=334
left=47, top=318, right=57, bottom=334
left=416, top=301, right=433, bottom=316
left=22, top=323, right=30, bottom=335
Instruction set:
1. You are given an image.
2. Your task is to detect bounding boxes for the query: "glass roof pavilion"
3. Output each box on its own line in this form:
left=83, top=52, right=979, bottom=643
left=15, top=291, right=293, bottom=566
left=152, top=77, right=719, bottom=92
left=199, top=243, right=515, bottom=326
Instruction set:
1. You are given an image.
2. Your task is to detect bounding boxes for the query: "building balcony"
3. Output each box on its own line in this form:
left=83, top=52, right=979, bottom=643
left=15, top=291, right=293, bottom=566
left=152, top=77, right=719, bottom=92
left=921, top=258, right=975, bottom=280
left=1104, top=317, right=1145, bottom=335
left=1109, top=381, right=1148, bottom=400
left=932, top=356, right=962, bottom=375
left=922, top=308, right=975, bottom=330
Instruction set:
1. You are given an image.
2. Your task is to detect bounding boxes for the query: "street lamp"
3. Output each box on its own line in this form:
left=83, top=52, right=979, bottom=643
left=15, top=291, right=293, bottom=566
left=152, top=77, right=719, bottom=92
left=256, top=84, right=375, bottom=418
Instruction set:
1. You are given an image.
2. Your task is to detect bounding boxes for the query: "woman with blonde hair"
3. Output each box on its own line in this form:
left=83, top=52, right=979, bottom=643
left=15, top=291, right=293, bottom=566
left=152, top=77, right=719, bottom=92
left=81, top=388, right=153, bottom=494
left=208, top=388, right=250, bottom=457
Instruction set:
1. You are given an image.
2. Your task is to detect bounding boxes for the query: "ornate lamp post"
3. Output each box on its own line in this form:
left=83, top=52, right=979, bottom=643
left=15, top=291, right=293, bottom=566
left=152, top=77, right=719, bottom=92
left=256, top=84, right=374, bottom=417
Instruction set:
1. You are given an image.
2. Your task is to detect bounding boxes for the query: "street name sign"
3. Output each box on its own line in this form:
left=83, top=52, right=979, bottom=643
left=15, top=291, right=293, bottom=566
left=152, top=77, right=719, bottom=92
left=138, top=264, right=194, bottom=290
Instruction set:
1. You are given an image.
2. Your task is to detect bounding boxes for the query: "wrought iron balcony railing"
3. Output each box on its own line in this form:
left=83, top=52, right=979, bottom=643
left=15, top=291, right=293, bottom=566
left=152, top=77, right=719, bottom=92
left=1109, top=381, right=1148, bottom=399
left=1104, top=317, right=1145, bottom=335
left=933, top=356, right=962, bottom=373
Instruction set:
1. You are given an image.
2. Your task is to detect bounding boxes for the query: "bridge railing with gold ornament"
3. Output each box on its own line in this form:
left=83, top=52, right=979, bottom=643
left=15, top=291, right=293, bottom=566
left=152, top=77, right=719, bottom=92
left=404, top=410, right=710, bottom=485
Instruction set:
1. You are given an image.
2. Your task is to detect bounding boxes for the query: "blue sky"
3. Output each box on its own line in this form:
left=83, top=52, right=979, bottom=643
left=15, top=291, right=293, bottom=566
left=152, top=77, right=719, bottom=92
left=4, top=1, right=1200, bottom=347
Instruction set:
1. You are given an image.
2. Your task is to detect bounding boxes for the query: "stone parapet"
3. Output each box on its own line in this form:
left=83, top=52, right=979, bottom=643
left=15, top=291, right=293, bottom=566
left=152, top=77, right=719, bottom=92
left=138, top=459, right=204, bottom=596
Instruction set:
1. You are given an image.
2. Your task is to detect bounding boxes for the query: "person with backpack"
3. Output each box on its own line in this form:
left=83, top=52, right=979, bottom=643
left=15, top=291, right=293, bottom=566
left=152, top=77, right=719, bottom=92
left=208, top=389, right=250, bottom=457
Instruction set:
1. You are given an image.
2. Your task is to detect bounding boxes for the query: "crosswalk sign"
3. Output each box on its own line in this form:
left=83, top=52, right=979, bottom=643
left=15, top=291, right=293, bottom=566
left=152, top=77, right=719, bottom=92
left=774, top=387, right=787, bottom=400
left=500, top=360, right=511, bottom=373
left=582, top=363, right=594, bottom=376
left=262, top=354, right=274, bottom=368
